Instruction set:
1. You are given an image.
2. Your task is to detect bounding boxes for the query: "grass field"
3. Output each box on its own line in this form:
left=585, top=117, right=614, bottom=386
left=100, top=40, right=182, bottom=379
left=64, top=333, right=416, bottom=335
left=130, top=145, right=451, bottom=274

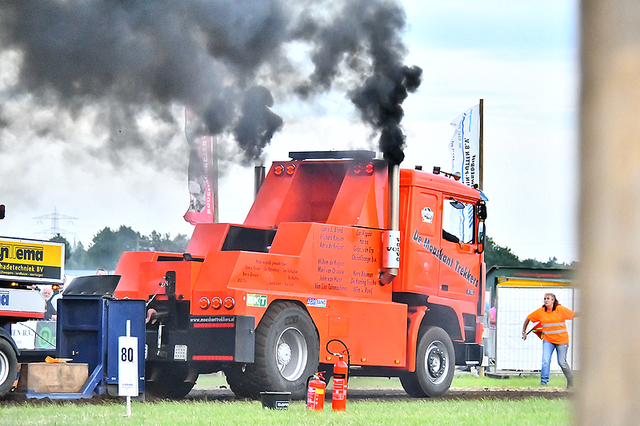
left=0, top=373, right=572, bottom=426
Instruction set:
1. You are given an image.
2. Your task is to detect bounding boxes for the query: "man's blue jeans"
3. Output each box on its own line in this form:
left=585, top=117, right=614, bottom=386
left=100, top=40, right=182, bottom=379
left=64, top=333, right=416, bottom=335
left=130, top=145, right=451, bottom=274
left=541, top=340, right=573, bottom=385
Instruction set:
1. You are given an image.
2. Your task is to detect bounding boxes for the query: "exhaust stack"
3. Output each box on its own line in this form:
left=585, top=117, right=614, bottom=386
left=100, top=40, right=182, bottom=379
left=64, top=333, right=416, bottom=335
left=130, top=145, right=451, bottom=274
left=254, top=165, right=266, bottom=198
left=380, top=162, right=400, bottom=285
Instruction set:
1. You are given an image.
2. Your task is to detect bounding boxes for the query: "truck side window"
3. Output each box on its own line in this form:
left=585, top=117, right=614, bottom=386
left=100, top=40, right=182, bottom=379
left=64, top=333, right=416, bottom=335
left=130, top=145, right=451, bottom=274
left=442, top=198, right=474, bottom=244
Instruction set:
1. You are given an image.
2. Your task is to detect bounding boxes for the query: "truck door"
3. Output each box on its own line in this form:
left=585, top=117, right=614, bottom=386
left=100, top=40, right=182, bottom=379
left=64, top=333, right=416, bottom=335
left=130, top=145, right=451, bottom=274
left=438, top=196, right=482, bottom=303
left=402, top=190, right=441, bottom=295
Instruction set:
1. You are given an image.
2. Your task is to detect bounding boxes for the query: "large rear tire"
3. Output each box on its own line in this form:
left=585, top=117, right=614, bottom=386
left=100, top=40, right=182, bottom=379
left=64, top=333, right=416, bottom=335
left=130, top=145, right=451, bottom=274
left=225, top=301, right=319, bottom=399
left=145, top=362, right=198, bottom=399
left=0, top=339, right=18, bottom=398
left=401, top=326, right=455, bottom=398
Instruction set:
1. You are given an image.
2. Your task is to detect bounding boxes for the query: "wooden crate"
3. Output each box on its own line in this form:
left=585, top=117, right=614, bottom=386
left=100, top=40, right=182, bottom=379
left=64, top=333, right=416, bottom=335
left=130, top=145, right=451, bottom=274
left=17, top=363, right=88, bottom=394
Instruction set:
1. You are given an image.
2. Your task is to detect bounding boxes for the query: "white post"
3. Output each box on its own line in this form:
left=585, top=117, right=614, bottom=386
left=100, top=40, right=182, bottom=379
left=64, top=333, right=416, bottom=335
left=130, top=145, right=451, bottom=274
left=126, top=320, right=131, bottom=417
left=126, top=320, right=131, bottom=418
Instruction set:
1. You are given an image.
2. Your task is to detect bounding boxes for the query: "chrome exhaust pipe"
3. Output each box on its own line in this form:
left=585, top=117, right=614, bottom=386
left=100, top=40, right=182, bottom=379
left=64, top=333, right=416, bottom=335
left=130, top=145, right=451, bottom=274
left=380, top=162, right=400, bottom=285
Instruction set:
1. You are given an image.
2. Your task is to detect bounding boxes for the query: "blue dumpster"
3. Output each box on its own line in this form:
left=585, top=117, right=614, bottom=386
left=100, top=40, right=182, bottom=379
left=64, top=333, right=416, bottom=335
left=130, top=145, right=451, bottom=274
left=26, top=275, right=145, bottom=399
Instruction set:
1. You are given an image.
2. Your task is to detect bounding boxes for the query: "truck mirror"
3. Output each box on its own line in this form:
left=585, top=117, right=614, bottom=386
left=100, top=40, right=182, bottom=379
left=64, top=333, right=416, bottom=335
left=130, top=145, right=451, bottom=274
left=476, top=222, right=486, bottom=253
left=0, top=204, right=4, bottom=220
left=477, top=202, right=487, bottom=220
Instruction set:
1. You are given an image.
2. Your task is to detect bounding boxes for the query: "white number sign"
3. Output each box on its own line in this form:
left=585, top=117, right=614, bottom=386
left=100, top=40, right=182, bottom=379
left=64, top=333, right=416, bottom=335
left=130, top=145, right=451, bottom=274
left=118, top=335, right=139, bottom=397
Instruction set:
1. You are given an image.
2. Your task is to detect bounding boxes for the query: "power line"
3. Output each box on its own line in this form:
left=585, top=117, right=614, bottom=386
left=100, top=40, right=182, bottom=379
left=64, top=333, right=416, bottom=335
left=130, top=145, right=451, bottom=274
left=33, top=207, right=78, bottom=240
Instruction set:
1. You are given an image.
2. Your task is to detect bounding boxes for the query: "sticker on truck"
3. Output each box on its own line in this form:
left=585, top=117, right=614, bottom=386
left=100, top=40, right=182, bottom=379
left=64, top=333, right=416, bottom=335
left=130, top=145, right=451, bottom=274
left=247, top=294, right=267, bottom=307
left=421, top=207, right=434, bottom=223
left=306, top=298, right=327, bottom=308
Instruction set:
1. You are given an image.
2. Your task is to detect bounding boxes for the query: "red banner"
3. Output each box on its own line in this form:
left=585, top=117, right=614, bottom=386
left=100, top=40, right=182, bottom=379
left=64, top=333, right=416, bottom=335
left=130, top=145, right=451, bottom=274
left=184, top=110, right=215, bottom=224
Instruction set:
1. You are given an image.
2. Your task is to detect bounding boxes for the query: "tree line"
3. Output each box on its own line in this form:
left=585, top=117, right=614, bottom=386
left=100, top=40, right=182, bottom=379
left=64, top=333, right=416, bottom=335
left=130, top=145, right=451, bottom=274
left=483, top=236, right=574, bottom=270
left=51, top=226, right=189, bottom=271
left=50, top=227, right=573, bottom=272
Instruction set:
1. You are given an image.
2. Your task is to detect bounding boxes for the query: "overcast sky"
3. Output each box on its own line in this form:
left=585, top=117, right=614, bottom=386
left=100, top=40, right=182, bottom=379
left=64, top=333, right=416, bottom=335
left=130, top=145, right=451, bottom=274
left=0, top=0, right=579, bottom=263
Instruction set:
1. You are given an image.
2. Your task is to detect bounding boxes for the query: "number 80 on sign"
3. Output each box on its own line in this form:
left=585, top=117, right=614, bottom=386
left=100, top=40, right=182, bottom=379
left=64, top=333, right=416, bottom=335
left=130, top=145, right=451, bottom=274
left=118, top=336, right=139, bottom=397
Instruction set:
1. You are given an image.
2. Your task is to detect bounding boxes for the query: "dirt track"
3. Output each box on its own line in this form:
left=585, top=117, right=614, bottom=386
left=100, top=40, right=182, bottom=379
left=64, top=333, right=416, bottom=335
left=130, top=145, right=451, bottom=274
left=185, top=387, right=569, bottom=402
left=0, top=387, right=569, bottom=406
left=347, top=387, right=569, bottom=401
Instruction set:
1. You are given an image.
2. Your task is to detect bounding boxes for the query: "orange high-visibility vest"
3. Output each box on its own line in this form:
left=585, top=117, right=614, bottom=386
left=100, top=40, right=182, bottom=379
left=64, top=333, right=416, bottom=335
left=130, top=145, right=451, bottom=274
left=527, top=305, right=575, bottom=344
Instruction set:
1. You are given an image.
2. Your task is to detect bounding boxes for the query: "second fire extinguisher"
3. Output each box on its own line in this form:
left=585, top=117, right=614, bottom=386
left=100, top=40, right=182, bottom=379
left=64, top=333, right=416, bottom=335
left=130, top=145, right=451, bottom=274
left=331, top=354, right=348, bottom=411
left=327, top=339, right=350, bottom=412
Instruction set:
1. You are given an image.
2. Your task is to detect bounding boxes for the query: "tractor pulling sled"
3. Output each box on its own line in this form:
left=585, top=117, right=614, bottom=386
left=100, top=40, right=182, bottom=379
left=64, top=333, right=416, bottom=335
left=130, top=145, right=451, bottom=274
left=110, top=150, right=488, bottom=400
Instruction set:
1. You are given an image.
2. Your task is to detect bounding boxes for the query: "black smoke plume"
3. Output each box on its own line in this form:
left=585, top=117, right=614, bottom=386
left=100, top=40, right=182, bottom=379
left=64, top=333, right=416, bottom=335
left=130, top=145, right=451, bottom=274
left=0, top=0, right=421, bottom=166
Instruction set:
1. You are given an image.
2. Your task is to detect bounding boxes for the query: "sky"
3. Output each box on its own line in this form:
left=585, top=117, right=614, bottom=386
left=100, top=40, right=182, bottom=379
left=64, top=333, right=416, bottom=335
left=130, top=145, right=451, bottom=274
left=0, top=0, right=580, bottom=263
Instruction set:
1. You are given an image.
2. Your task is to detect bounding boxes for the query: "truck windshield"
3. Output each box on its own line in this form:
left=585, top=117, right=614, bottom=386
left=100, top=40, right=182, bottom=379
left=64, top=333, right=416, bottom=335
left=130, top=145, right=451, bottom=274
left=443, top=199, right=474, bottom=244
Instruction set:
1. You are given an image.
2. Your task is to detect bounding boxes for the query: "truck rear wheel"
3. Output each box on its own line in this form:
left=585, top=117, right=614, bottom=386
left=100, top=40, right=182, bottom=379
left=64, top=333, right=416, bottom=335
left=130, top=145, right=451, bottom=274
left=399, top=370, right=427, bottom=397
left=145, top=362, right=198, bottom=399
left=401, top=326, right=455, bottom=398
left=0, top=339, right=19, bottom=398
left=226, top=301, right=319, bottom=399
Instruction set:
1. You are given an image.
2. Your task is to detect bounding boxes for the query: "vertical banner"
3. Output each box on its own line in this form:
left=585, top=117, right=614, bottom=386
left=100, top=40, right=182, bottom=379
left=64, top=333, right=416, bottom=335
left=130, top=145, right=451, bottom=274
left=448, top=104, right=481, bottom=243
left=449, top=104, right=480, bottom=187
left=184, top=109, right=215, bottom=225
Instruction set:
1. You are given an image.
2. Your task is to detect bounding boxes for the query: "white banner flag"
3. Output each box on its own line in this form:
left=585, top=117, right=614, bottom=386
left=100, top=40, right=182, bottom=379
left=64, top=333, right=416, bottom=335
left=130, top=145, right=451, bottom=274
left=448, top=105, right=480, bottom=243
left=449, top=104, right=480, bottom=188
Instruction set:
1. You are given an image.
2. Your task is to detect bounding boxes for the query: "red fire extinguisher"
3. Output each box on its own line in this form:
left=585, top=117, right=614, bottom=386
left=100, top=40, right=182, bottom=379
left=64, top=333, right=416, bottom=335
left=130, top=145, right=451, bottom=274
left=306, top=373, right=326, bottom=411
left=327, top=339, right=350, bottom=412
left=331, top=354, right=348, bottom=411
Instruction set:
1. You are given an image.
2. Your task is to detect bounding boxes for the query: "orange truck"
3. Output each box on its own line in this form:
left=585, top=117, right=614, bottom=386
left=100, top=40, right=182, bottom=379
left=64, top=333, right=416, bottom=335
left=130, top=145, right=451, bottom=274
left=112, top=151, right=488, bottom=399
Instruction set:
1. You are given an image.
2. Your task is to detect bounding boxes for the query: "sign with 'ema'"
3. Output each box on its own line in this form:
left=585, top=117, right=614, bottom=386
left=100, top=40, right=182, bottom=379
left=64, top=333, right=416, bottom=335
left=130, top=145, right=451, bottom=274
left=0, top=236, right=65, bottom=283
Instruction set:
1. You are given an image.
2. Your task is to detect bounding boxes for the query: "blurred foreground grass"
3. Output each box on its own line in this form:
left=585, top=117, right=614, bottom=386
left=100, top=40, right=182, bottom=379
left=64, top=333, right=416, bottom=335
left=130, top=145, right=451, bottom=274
left=0, top=395, right=570, bottom=426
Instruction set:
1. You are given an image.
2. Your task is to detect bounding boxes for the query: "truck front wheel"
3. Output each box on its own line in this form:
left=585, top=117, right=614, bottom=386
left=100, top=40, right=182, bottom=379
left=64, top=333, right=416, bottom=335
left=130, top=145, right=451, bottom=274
left=0, top=338, right=19, bottom=398
left=401, top=326, right=455, bottom=398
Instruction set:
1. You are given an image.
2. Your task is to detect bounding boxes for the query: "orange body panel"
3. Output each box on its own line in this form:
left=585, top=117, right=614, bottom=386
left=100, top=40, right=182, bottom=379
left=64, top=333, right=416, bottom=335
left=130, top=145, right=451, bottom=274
left=245, top=159, right=388, bottom=228
left=406, top=306, right=427, bottom=372
left=186, top=223, right=232, bottom=256
left=115, top=251, right=202, bottom=301
left=189, top=222, right=407, bottom=367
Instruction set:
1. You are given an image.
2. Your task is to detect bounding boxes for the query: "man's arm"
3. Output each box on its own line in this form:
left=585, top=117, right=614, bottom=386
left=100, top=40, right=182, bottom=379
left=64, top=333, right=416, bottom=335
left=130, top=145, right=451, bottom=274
left=522, top=317, right=531, bottom=340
